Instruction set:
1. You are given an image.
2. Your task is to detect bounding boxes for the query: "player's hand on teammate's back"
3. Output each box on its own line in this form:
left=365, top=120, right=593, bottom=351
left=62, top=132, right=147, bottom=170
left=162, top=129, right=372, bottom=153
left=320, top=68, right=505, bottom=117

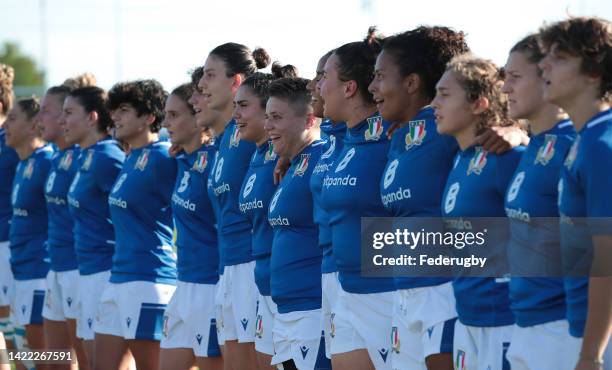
left=476, top=125, right=530, bottom=154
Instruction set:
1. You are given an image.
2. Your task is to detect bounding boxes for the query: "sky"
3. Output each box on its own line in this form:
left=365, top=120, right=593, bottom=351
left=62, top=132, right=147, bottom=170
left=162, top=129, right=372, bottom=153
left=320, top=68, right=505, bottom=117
left=1, top=0, right=611, bottom=91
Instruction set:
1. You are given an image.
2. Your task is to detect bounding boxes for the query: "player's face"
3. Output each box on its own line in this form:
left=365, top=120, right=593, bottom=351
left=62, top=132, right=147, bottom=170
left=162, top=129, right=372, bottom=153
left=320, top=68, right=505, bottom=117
left=502, top=51, right=546, bottom=120
left=318, top=53, right=345, bottom=123
left=233, top=85, right=266, bottom=145
left=265, top=97, right=307, bottom=158
left=162, top=94, right=198, bottom=147
left=188, top=86, right=209, bottom=128
left=38, top=93, right=64, bottom=143
left=432, top=71, right=474, bottom=136
left=307, top=55, right=328, bottom=118
left=369, top=49, right=410, bottom=123
left=199, top=55, right=236, bottom=113
left=61, top=96, right=90, bottom=145
left=4, top=105, right=33, bottom=148
left=111, top=103, right=151, bottom=142
left=539, top=44, right=588, bottom=108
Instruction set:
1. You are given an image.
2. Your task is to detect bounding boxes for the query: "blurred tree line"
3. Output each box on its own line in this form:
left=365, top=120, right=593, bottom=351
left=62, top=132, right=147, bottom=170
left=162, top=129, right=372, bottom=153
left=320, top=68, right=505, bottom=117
left=0, top=41, right=45, bottom=97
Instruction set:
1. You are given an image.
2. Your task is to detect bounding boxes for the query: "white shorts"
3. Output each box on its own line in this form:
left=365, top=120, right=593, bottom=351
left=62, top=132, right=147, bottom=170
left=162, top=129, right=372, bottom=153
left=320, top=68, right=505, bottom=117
left=215, top=262, right=258, bottom=343
left=453, top=321, right=513, bottom=370
left=391, top=282, right=457, bottom=370
left=160, top=281, right=221, bottom=357
left=0, top=241, right=14, bottom=307
left=94, top=280, right=175, bottom=340
left=76, top=270, right=110, bottom=340
left=272, top=309, right=328, bottom=370
left=42, top=269, right=79, bottom=321
left=321, top=272, right=340, bottom=359
left=330, top=288, right=393, bottom=370
left=506, top=320, right=579, bottom=370
left=11, top=279, right=46, bottom=326
left=255, top=294, right=277, bottom=356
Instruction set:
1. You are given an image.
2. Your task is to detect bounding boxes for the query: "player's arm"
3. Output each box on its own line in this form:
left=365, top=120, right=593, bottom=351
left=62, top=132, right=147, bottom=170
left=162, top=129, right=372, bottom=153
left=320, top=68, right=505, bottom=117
left=476, top=124, right=530, bottom=154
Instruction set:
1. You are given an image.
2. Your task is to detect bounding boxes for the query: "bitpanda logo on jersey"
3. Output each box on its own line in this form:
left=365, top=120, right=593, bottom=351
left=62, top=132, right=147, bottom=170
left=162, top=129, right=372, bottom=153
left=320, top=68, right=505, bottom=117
left=293, top=153, right=311, bottom=177
left=229, top=124, right=241, bottom=148
left=46, top=171, right=56, bottom=193
left=321, top=135, right=336, bottom=159
left=112, top=173, right=128, bottom=193
left=467, top=147, right=488, bottom=175
left=192, top=151, right=208, bottom=173
left=404, top=120, right=426, bottom=150
left=23, top=159, right=35, bottom=179
left=534, top=134, right=556, bottom=166
left=564, top=136, right=580, bottom=169
left=82, top=150, right=94, bottom=170
left=365, top=115, right=384, bottom=141
left=135, top=149, right=150, bottom=171
left=264, top=142, right=277, bottom=162
left=59, top=150, right=74, bottom=170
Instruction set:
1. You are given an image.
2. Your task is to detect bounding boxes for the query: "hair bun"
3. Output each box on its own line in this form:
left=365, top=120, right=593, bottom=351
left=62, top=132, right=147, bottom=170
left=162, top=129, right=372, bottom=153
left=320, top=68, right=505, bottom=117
left=271, top=62, right=299, bottom=79
left=252, top=48, right=271, bottom=69
left=365, top=26, right=384, bottom=47
left=0, top=63, right=15, bottom=85
left=63, top=72, right=97, bottom=90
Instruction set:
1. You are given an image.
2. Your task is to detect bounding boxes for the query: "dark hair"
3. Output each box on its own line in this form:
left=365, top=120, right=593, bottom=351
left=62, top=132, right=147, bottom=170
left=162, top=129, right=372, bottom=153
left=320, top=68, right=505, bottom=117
left=269, top=77, right=312, bottom=116
left=334, top=26, right=385, bottom=103
left=17, top=97, right=40, bottom=119
left=539, top=17, right=612, bottom=99
left=210, top=43, right=271, bottom=78
left=242, top=63, right=298, bottom=109
left=0, top=64, right=14, bottom=115
left=46, top=85, right=72, bottom=103
left=382, top=26, right=470, bottom=100
left=190, top=66, right=204, bottom=90
left=171, top=83, right=195, bottom=115
left=108, top=79, right=168, bottom=133
left=70, top=86, right=113, bottom=134
left=511, top=34, right=545, bottom=64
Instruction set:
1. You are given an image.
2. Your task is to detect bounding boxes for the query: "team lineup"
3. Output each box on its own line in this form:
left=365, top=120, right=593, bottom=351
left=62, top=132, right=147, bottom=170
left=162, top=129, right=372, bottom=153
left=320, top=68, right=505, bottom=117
left=0, top=15, right=611, bottom=370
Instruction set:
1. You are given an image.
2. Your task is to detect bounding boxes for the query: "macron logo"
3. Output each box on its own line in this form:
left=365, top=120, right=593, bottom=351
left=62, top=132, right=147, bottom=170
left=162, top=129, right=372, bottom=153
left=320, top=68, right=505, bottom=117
left=300, top=345, right=309, bottom=359
left=241, top=318, right=248, bottom=330
left=378, top=348, right=389, bottom=362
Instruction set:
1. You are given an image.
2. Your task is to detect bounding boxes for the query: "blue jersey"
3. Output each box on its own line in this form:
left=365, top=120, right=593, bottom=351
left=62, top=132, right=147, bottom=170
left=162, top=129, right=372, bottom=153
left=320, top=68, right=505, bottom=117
left=442, top=145, right=524, bottom=327
left=558, top=109, right=612, bottom=337
left=172, top=143, right=219, bottom=284
left=381, top=107, right=457, bottom=289
left=505, top=120, right=575, bottom=327
left=207, top=120, right=256, bottom=268
left=10, top=145, right=54, bottom=280
left=45, top=146, right=80, bottom=272
left=310, top=120, right=347, bottom=274
left=269, top=140, right=325, bottom=313
left=321, top=113, right=395, bottom=294
left=238, top=141, right=278, bottom=296
left=68, top=139, right=125, bottom=275
left=108, top=141, right=177, bottom=284
left=0, top=129, right=19, bottom=242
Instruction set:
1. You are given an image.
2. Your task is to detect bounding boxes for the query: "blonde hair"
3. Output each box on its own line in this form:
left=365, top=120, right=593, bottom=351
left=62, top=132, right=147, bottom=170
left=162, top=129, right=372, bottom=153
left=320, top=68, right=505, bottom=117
left=0, top=63, right=15, bottom=115
left=446, top=54, right=516, bottom=134
left=62, top=72, right=97, bottom=90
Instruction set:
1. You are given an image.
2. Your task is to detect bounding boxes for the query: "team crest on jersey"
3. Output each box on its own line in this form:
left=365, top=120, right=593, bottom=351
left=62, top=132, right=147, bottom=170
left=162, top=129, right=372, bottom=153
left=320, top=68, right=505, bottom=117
left=229, top=124, right=241, bottom=148
left=467, top=147, right=488, bottom=175
left=293, top=153, right=311, bottom=177
left=564, top=136, right=580, bottom=169
left=365, top=115, right=384, bottom=141
left=456, top=350, right=466, bottom=370
left=192, top=151, right=208, bottom=173
left=23, top=159, right=35, bottom=179
left=264, top=142, right=277, bottom=162
left=135, top=149, right=150, bottom=171
left=82, top=150, right=94, bottom=171
left=391, top=326, right=400, bottom=353
left=255, top=314, right=263, bottom=338
left=534, top=134, right=557, bottom=166
left=404, top=120, right=427, bottom=150
left=59, top=150, right=74, bottom=170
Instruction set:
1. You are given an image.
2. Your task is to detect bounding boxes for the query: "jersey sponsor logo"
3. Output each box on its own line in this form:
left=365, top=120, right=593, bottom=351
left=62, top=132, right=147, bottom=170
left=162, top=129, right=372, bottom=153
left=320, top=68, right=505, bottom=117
left=405, top=120, right=426, bottom=150
left=321, top=135, right=336, bottom=159
left=557, top=179, right=563, bottom=207
left=444, top=182, right=460, bottom=214
left=300, top=345, right=309, bottom=359
left=46, top=171, right=57, bottom=193
left=456, top=349, right=466, bottom=370
left=293, top=153, right=311, bottom=177
left=82, top=149, right=94, bottom=171
left=391, top=326, right=400, bottom=353
left=269, top=189, right=282, bottom=212
left=243, top=174, right=256, bottom=198
left=365, top=115, right=384, bottom=141
left=229, top=124, right=241, bottom=148
left=59, top=150, right=74, bottom=170
left=381, top=187, right=411, bottom=207
left=378, top=348, right=389, bottom=362
left=192, top=151, right=208, bottom=172
left=23, top=159, right=35, bottom=179
left=69, top=172, right=80, bottom=194
left=564, top=136, right=580, bottom=169
left=196, top=333, right=203, bottom=345
left=173, top=193, right=196, bottom=211
left=383, top=159, right=399, bottom=189
left=313, top=161, right=333, bottom=175
left=506, top=171, right=525, bottom=203
left=335, top=148, right=355, bottom=173
left=239, top=199, right=263, bottom=213
left=240, top=318, right=249, bottom=331
left=467, top=147, right=488, bottom=175
left=535, top=134, right=556, bottom=166
left=177, top=171, right=190, bottom=193
left=214, top=157, right=224, bottom=182
left=264, top=142, right=277, bottom=162
left=11, top=184, right=19, bottom=206
left=135, top=149, right=150, bottom=171
left=505, top=207, right=530, bottom=222
left=112, top=173, right=128, bottom=193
